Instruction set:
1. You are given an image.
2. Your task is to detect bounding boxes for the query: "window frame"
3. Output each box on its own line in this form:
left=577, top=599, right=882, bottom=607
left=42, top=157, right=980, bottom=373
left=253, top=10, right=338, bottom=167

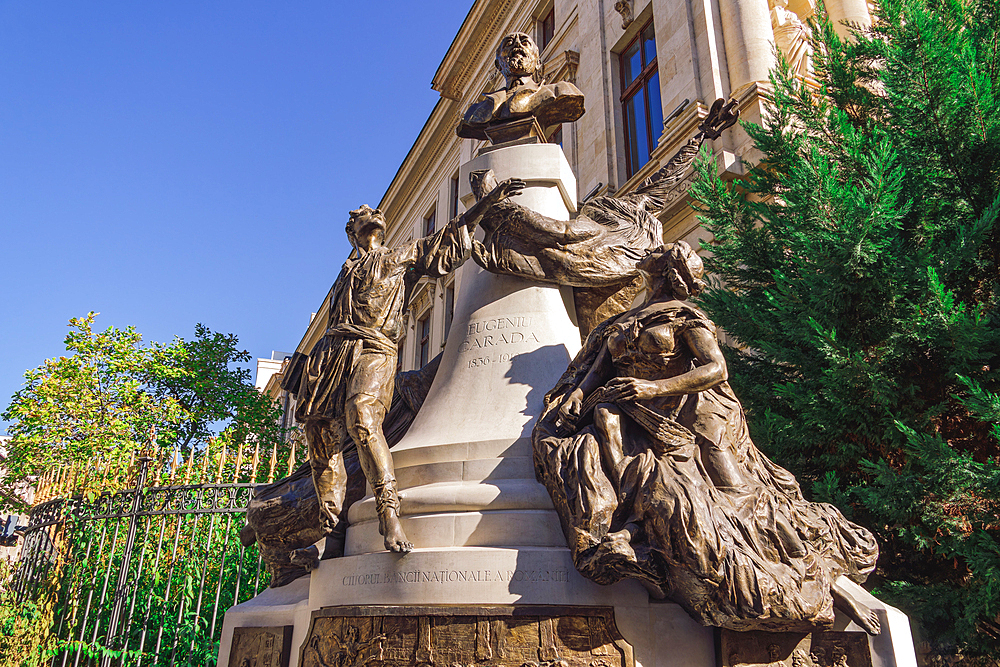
left=443, top=282, right=455, bottom=342
left=423, top=207, right=436, bottom=237
left=449, top=173, right=460, bottom=220
left=417, top=312, right=432, bottom=368
left=619, top=20, right=662, bottom=179
left=539, top=8, right=555, bottom=51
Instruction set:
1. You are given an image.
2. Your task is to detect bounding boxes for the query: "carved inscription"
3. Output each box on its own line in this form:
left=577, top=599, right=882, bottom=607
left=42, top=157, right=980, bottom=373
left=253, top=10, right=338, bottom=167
left=228, top=625, right=292, bottom=667
left=299, top=606, right=634, bottom=667
left=341, top=568, right=570, bottom=587
left=721, top=630, right=872, bottom=667
left=459, top=316, right=540, bottom=368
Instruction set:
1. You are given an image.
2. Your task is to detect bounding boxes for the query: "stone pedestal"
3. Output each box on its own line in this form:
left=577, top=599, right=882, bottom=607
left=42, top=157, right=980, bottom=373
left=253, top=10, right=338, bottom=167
left=217, top=143, right=918, bottom=667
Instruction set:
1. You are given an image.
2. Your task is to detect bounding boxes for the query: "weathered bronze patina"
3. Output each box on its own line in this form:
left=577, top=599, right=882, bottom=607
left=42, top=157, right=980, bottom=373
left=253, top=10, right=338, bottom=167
left=532, top=242, right=882, bottom=634
left=294, top=183, right=521, bottom=553
left=468, top=98, right=739, bottom=334
left=299, top=605, right=633, bottom=667
left=457, top=32, right=585, bottom=143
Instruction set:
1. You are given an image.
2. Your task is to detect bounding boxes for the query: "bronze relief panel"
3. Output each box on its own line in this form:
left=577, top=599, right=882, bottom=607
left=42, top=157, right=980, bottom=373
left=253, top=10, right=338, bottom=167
left=721, top=629, right=872, bottom=667
left=228, top=625, right=293, bottom=667
left=299, top=606, right=634, bottom=667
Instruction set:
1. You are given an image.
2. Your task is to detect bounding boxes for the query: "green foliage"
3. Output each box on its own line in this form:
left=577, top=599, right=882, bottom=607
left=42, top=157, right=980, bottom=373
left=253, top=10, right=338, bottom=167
left=690, top=0, right=1000, bottom=654
left=1, top=314, right=287, bottom=510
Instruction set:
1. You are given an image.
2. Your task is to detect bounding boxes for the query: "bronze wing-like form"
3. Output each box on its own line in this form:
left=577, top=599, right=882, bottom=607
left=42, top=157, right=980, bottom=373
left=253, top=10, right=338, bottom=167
left=625, top=97, right=740, bottom=212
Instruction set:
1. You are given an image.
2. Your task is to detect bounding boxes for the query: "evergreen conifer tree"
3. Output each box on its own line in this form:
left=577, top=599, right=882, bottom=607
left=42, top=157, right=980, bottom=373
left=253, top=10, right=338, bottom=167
left=690, top=0, right=1000, bottom=657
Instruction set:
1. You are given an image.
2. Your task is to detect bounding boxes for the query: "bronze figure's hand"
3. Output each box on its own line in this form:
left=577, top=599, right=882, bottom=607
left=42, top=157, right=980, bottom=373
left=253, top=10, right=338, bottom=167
left=491, top=177, right=526, bottom=203
left=603, top=377, right=659, bottom=401
left=556, top=388, right=584, bottom=428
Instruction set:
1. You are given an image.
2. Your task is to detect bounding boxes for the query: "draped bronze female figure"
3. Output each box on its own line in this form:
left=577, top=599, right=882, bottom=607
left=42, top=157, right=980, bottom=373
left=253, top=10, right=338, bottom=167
left=532, top=242, right=881, bottom=634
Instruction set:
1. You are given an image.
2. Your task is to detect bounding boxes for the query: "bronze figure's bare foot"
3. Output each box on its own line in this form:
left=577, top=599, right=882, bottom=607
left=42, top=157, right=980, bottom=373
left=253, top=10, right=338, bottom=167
left=832, top=583, right=881, bottom=635
left=289, top=544, right=321, bottom=571
left=381, top=511, right=413, bottom=553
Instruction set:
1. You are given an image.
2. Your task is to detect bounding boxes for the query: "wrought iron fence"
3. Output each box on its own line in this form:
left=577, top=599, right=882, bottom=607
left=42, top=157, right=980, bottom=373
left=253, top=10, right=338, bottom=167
left=11, top=455, right=271, bottom=667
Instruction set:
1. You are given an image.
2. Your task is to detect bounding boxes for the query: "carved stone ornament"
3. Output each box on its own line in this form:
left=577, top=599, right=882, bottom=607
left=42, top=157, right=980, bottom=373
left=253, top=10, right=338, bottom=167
left=228, top=626, right=293, bottom=667
left=720, top=630, right=872, bottom=667
left=299, top=606, right=634, bottom=667
left=457, top=32, right=585, bottom=143
left=613, top=1, right=634, bottom=29
left=769, top=0, right=813, bottom=79
left=543, top=50, right=581, bottom=86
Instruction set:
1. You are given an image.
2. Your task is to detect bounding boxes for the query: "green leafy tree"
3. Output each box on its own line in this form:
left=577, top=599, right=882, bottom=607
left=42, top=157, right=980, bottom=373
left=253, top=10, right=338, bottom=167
left=1, top=313, right=287, bottom=509
left=690, top=0, right=1000, bottom=657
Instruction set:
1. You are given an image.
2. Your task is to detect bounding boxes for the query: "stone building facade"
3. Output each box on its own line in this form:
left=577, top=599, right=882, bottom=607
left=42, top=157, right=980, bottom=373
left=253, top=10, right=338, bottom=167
left=264, top=0, right=870, bottom=399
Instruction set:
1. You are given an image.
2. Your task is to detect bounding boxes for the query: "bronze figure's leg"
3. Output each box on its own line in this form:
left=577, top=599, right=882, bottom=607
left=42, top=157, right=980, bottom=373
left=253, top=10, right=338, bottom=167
left=594, top=403, right=626, bottom=476
left=305, top=420, right=348, bottom=531
left=345, top=391, right=413, bottom=553
left=694, top=419, right=746, bottom=490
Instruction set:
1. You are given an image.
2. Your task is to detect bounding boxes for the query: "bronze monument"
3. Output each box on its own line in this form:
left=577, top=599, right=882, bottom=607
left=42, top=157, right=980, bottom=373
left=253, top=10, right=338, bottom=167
left=457, top=32, right=585, bottom=143
left=532, top=242, right=882, bottom=634
left=294, top=182, right=523, bottom=553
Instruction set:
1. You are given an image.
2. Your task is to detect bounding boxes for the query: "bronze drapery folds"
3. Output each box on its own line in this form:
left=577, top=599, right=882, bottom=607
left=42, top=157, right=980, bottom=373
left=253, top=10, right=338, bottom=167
left=469, top=99, right=739, bottom=334
left=532, top=242, right=881, bottom=634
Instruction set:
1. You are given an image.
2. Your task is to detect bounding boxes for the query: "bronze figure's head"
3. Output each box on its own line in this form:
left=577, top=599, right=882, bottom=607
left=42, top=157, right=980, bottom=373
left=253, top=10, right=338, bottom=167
left=495, top=32, right=543, bottom=86
left=346, top=204, right=386, bottom=248
left=638, top=241, right=707, bottom=300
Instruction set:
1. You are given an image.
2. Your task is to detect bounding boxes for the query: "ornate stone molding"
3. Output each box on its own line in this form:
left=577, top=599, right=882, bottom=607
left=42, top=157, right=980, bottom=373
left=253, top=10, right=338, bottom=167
left=408, top=281, right=437, bottom=318
left=613, top=1, right=634, bottom=29
left=543, top=49, right=581, bottom=85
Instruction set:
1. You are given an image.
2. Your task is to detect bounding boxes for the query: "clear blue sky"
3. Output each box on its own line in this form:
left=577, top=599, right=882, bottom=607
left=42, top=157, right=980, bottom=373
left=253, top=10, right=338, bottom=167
left=0, top=2, right=475, bottom=428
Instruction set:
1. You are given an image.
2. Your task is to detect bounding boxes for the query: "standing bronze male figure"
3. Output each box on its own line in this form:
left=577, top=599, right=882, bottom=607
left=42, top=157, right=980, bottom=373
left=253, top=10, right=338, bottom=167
left=295, top=185, right=523, bottom=552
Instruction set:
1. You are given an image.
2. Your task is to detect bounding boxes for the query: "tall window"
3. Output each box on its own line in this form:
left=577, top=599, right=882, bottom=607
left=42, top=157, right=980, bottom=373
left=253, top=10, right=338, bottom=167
left=539, top=8, right=555, bottom=50
left=620, top=21, right=663, bottom=178
left=423, top=208, right=436, bottom=236
left=450, top=173, right=460, bottom=219
left=443, top=284, right=455, bottom=341
left=418, top=313, right=432, bottom=367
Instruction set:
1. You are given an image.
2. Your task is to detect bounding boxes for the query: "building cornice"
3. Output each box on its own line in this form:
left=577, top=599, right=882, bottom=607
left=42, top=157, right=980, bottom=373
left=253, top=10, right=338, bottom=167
left=432, top=0, right=516, bottom=102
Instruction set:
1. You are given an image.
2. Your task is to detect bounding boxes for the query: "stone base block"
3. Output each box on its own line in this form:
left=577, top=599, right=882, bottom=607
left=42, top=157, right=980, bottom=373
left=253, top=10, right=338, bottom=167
left=218, top=549, right=918, bottom=667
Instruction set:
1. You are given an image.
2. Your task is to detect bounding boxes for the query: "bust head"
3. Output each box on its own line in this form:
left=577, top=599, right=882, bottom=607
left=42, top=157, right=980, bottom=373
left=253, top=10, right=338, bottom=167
left=495, top=32, right=543, bottom=87
left=346, top=204, right=386, bottom=249
left=638, top=241, right=707, bottom=301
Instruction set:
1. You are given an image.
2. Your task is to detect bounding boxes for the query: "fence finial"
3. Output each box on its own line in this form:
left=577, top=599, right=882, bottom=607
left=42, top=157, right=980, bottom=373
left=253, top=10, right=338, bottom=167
left=216, top=440, right=227, bottom=484
left=234, top=441, right=245, bottom=484
left=251, top=442, right=260, bottom=483
left=267, top=440, right=278, bottom=484
left=199, top=440, right=211, bottom=483
left=183, top=449, right=193, bottom=485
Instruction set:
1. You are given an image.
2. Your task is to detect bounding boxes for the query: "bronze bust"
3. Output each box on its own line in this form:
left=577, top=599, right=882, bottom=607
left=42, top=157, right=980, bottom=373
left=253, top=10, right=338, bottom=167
left=457, top=32, right=585, bottom=142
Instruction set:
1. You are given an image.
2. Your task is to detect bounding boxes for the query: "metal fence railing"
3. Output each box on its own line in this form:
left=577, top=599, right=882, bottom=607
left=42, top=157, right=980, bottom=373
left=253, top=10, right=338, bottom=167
left=12, top=455, right=269, bottom=667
